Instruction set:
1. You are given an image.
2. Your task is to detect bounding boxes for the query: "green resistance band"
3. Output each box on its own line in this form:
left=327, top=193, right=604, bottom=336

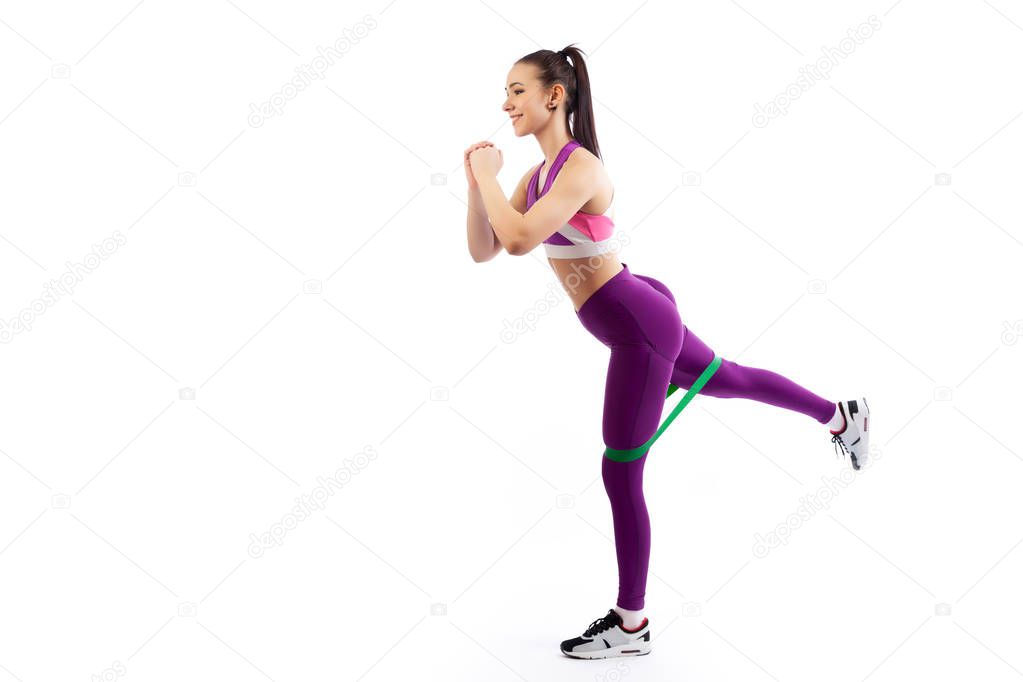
left=603, top=354, right=723, bottom=462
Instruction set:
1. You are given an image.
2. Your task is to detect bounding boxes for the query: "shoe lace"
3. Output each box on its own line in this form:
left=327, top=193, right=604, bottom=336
left=831, top=433, right=848, bottom=462
left=830, top=431, right=863, bottom=470
left=583, top=610, right=618, bottom=638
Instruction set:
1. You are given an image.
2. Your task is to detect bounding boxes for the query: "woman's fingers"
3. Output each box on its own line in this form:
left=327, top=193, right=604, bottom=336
left=464, top=142, right=493, bottom=165
left=465, top=141, right=494, bottom=155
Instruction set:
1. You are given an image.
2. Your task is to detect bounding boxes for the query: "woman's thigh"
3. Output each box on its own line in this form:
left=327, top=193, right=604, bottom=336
left=670, top=325, right=718, bottom=389
left=602, top=344, right=676, bottom=451
left=578, top=266, right=686, bottom=449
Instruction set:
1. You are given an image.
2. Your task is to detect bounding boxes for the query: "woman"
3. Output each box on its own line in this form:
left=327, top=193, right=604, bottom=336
left=465, top=44, right=870, bottom=660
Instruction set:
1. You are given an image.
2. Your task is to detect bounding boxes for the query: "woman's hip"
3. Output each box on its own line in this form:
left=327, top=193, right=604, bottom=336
left=575, top=263, right=684, bottom=361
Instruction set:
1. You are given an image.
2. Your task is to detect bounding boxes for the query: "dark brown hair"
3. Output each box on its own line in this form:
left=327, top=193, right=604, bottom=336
left=516, top=43, right=601, bottom=161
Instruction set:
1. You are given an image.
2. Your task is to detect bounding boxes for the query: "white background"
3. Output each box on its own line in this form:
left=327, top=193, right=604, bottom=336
left=1, top=0, right=1022, bottom=680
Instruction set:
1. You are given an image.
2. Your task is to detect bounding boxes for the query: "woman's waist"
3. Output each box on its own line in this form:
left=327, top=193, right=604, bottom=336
left=548, top=254, right=625, bottom=312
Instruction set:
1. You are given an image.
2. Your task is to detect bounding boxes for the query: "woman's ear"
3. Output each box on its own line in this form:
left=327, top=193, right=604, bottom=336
left=547, top=84, right=565, bottom=110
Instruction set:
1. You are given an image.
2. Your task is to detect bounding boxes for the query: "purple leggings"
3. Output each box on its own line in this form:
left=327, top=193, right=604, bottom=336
left=575, top=263, right=835, bottom=610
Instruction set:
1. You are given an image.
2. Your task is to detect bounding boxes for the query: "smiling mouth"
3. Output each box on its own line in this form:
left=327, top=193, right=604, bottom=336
left=511, top=115, right=522, bottom=123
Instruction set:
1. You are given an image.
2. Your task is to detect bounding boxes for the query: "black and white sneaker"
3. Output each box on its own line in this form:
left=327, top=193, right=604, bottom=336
left=831, top=398, right=870, bottom=470
left=560, top=608, right=651, bottom=659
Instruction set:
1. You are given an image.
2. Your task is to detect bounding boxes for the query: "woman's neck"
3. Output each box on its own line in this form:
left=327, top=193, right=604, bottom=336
left=536, top=129, right=574, bottom=167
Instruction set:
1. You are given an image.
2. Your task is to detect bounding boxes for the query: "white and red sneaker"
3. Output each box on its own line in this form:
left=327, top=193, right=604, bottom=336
left=830, top=398, right=870, bottom=470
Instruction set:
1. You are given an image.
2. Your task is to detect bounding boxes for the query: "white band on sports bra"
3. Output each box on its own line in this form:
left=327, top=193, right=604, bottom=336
left=544, top=238, right=617, bottom=259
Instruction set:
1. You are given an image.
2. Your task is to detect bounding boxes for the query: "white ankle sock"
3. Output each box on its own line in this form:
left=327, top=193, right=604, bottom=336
left=826, top=403, right=844, bottom=431
left=613, top=605, right=646, bottom=630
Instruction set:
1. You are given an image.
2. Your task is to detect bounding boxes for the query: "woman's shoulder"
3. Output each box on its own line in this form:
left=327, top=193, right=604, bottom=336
left=563, top=145, right=613, bottom=213
left=565, top=142, right=601, bottom=166
left=563, top=144, right=609, bottom=184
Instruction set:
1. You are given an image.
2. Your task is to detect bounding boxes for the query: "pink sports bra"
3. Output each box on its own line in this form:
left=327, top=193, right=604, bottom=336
left=526, top=139, right=617, bottom=259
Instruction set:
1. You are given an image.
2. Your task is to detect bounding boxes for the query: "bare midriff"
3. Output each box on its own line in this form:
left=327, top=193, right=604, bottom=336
left=548, top=253, right=625, bottom=312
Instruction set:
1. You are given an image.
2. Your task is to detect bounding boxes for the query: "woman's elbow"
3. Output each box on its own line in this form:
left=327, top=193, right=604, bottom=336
left=506, top=220, right=536, bottom=256
left=505, top=237, right=533, bottom=256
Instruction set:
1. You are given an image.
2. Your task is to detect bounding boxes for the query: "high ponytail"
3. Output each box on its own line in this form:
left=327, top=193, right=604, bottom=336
left=516, top=43, right=601, bottom=161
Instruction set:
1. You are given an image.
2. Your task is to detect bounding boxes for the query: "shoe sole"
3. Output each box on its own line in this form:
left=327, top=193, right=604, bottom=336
left=562, top=643, right=652, bottom=659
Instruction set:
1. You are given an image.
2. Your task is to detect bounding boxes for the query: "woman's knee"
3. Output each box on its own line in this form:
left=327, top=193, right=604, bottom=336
left=703, top=358, right=753, bottom=397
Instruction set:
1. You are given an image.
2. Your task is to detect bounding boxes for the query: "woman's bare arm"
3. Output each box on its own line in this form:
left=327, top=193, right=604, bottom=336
left=467, top=164, right=534, bottom=262
left=466, top=186, right=500, bottom=262
left=476, top=152, right=599, bottom=256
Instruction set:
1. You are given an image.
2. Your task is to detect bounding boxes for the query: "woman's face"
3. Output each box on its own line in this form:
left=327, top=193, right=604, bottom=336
left=503, top=64, right=557, bottom=137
